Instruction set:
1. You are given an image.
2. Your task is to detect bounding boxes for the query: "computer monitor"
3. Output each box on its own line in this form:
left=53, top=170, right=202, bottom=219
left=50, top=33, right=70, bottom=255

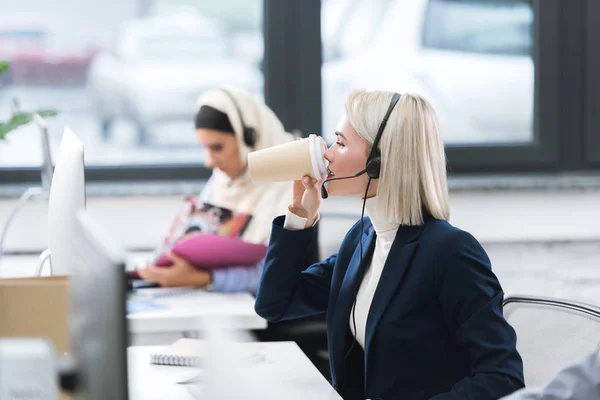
left=68, top=209, right=128, bottom=400
left=47, top=127, right=86, bottom=276
left=0, top=117, right=56, bottom=265
left=34, top=114, right=54, bottom=193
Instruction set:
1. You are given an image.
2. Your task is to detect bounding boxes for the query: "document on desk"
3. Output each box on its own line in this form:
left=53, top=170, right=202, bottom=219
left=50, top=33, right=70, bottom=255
left=126, top=300, right=166, bottom=314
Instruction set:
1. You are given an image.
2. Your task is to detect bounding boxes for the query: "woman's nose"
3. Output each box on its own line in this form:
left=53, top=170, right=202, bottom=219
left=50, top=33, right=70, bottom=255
left=204, top=152, right=215, bottom=168
left=324, top=145, right=333, bottom=163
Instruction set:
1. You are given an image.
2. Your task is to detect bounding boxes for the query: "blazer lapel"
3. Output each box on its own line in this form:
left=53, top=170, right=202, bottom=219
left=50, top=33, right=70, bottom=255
left=331, top=227, right=376, bottom=382
left=363, top=224, right=423, bottom=367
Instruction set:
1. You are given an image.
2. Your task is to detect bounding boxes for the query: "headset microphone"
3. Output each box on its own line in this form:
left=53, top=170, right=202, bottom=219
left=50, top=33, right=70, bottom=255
left=320, top=169, right=368, bottom=199
left=320, top=185, right=328, bottom=200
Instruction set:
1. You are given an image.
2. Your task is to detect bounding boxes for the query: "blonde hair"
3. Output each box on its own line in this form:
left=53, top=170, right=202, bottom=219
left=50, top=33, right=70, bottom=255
left=345, top=89, right=450, bottom=225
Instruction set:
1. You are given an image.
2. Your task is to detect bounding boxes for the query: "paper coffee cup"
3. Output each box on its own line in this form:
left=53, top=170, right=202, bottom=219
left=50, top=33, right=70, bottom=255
left=248, top=134, right=328, bottom=182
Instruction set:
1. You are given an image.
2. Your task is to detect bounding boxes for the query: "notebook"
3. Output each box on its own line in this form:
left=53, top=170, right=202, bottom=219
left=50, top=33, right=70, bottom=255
left=149, top=338, right=266, bottom=367
left=150, top=338, right=207, bottom=367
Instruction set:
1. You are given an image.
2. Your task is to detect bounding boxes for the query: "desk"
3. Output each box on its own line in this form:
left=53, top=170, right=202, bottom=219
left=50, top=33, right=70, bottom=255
left=127, top=341, right=342, bottom=400
left=127, top=289, right=267, bottom=345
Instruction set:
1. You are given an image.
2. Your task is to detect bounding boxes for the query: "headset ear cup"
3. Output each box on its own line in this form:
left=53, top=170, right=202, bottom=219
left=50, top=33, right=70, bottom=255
left=244, top=127, right=257, bottom=147
left=366, top=157, right=381, bottom=179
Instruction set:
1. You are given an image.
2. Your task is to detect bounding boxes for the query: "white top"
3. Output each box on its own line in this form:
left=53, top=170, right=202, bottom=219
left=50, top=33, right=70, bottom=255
left=283, top=208, right=314, bottom=230
left=350, top=197, right=399, bottom=349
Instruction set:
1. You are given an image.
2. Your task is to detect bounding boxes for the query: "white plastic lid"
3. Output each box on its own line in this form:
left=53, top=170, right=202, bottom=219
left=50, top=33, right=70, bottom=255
left=308, top=134, right=328, bottom=180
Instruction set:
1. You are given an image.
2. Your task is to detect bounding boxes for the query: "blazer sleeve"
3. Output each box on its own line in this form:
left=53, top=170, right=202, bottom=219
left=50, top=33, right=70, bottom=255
left=430, top=230, right=525, bottom=400
left=254, top=215, right=336, bottom=322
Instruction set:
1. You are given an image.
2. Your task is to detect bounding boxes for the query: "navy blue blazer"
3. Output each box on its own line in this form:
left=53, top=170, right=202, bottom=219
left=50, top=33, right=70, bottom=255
left=255, top=215, right=525, bottom=400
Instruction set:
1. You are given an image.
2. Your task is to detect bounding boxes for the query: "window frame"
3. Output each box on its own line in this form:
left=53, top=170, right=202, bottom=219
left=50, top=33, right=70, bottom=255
left=1, top=0, right=597, bottom=187
left=585, top=0, right=600, bottom=165
left=445, top=0, right=562, bottom=173
left=263, top=0, right=322, bottom=137
left=0, top=0, right=273, bottom=185
left=317, top=0, right=583, bottom=174
left=0, top=0, right=322, bottom=186
left=0, top=164, right=212, bottom=184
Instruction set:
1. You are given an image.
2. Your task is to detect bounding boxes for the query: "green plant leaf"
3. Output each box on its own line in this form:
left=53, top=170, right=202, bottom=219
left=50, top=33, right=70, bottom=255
left=0, top=109, right=59, bottom=140
left=0, top=113, right=34, bottom=139
left=0, top=59, right=59, bottom=140
left=36, top=110, right=59, bottom=118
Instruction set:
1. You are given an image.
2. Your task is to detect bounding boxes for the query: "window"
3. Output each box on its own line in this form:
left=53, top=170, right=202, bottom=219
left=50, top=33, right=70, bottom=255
left=1, top=0, right=596, bottom=184
left=0, top=0, right=263, bottom=175
left=423, top=0, right=533, bottom=56
left=321, top=0, right=535, bottom=146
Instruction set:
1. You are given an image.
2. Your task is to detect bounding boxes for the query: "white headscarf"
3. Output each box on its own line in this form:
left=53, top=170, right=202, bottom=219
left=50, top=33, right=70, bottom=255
left=195, top=87, right=294, bottom=244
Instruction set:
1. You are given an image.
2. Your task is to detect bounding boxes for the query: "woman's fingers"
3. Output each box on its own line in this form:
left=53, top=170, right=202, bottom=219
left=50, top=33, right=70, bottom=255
left=292, top=179, right=305, bottom=194
left=136, top=266, right=163, bottom=283
left=301, top=176, right=318, bottom=191
left=292, top=179, right=305, bottom=206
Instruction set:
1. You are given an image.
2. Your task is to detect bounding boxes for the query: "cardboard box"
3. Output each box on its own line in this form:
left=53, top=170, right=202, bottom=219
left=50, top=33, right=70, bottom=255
left=0, top=275, right=71, bottom=399
left=0, top=275, right=70, bottom=354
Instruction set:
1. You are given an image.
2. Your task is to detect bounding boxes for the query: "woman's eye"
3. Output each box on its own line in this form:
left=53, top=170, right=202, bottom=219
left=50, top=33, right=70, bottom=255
left=336, top=142, right=345, bottom=147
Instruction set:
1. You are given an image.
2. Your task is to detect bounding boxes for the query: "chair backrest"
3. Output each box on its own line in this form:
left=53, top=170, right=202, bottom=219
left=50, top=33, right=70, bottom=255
left=503, top=295, right=600, bottom=387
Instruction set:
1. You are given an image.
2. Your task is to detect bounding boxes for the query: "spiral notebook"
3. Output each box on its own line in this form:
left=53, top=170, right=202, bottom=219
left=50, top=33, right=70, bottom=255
left=150, top=338, right=207, bottom=367
left=150, top=338, right=266, bottom=367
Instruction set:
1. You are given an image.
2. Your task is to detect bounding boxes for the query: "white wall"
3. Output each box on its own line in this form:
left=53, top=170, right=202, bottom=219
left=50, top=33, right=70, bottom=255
left=1, top=185, right=599, bottom=305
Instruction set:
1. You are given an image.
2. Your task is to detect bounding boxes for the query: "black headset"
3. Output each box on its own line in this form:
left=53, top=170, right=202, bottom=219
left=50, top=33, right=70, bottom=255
left=364, top=92, right=401, bottom=179
left=220, top=88, right=258, bottom=148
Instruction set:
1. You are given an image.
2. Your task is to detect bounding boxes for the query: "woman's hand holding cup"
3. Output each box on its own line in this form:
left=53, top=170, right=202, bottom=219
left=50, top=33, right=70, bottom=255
left=288, top=137, right=326, bottom=228
left=290, top=176, right=322, bottom=229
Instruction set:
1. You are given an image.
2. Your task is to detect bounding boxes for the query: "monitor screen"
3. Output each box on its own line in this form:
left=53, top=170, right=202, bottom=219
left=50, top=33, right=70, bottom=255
left=68, top=209, right=128, bottom=400
left=34, top=114, right=54, bottom=192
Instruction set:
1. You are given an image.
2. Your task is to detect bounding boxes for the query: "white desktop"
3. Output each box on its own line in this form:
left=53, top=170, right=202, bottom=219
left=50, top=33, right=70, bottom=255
left=127, top=342, right=343, bottom=400
left=43, top=126, right=86, bottom=276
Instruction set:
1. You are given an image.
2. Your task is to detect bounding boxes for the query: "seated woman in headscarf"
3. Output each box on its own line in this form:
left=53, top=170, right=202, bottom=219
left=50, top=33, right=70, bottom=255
left=136, top=87, right=319, bottom=292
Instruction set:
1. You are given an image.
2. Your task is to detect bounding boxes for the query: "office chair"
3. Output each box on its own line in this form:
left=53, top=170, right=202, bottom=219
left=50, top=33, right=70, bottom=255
left=503, top=294, right=600, bottom=387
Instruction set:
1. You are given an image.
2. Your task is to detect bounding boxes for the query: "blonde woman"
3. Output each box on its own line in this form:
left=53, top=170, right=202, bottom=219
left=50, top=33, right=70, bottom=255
left=255, top=90, right=525, bottom=400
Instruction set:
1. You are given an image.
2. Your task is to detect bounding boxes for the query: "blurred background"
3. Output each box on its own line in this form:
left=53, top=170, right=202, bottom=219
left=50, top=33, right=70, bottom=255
left=0, top=0, right=534, bottom=166
left=0, top=0, right=264, bottom=165
left=1, top=0, right=599, bottom=306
